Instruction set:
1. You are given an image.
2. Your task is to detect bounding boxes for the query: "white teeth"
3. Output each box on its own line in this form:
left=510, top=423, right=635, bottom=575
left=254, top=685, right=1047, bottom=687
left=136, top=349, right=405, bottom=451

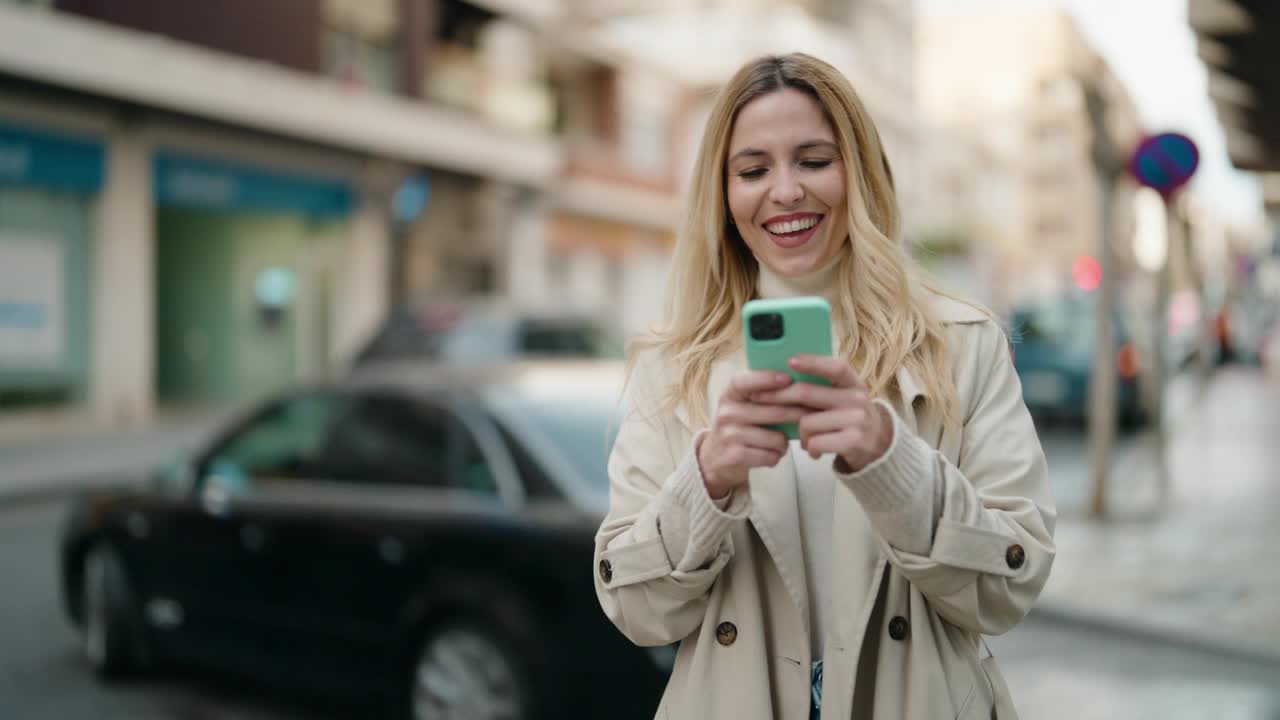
left=766, top=216, right=819, bottom=234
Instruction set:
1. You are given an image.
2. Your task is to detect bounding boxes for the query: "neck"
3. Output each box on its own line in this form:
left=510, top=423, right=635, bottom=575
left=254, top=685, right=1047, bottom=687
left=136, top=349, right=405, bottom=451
left=755, top=255, right=841, bottom=302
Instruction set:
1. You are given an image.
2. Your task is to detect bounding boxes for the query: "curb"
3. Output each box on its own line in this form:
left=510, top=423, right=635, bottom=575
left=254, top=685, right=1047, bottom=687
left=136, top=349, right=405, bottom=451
left=1028, top=600, right=1280, bottom=668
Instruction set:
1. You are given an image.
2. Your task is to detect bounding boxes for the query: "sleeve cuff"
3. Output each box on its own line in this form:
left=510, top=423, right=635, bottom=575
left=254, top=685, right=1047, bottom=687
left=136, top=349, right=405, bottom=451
left=836, top=399, right=937, bottom=554
left=655, top=430, right=751, bottom=572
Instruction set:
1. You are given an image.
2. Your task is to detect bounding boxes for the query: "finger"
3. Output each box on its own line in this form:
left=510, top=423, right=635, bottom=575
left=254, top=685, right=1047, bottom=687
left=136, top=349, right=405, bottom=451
left=787, top=355, right=866, bottom=389
left=720, top=442, right=786, bottom=470
left=803, top=428, right=863, bottom=457
left=752, top=383, right=868, bottom=410
left=741, top=446, right=787, bottom=469
left=720, top=401, right=810, bottom=427
left=723, top=370, right=793, bottom=402
left=797, top=407, right=867, bottom=441
left=723, top=424, right=790, bottom=455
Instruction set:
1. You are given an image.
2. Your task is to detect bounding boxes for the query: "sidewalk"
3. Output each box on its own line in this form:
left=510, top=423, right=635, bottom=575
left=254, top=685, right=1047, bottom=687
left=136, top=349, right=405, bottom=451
left=0, top=407, right=229, bottom=502
left=1035, top=365, right=1280, bottom=663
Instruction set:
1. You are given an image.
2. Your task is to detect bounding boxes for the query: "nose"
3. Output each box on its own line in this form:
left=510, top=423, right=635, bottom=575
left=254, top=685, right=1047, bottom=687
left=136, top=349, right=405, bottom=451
left=768, top=167, right=804, bottom=206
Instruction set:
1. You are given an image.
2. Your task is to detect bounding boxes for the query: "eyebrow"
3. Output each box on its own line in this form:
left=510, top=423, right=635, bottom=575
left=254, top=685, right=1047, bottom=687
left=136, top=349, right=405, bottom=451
left=728, top=140, right=839, bottom=163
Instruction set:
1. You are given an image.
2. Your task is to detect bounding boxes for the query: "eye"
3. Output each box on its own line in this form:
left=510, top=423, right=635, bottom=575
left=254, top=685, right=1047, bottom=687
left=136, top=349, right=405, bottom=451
left=800, top=159, right=833, bottom=169
left=736, top=168, right=767, bottom=180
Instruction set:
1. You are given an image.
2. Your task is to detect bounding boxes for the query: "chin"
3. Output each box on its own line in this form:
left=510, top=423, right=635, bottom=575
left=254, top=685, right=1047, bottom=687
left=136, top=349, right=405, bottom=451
left=768, top=252, right=827, bottom=277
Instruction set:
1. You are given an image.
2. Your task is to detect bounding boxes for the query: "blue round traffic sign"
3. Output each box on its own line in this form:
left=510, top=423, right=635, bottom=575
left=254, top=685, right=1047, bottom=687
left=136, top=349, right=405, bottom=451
left=1129, top=132, right=1199, bottom=198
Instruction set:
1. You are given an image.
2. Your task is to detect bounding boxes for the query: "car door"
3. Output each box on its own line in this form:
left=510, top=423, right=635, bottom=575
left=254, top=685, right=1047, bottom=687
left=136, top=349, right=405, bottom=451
left=142, top=391, right=352, bottom=669
left=238, top=390, right=523, bottom=686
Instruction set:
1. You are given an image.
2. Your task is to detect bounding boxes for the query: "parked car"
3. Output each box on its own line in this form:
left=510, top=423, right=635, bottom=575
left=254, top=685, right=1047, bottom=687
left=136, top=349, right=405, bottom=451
left=351, top=300, right=624, bottom=370
left=1009, top=295, right=1146, bottom=427
left=59, top=360, right=669, bottom=720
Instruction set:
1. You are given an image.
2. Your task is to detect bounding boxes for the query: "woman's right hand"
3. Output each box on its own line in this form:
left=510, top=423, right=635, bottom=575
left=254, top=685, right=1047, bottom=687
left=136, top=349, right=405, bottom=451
left=697, top=370, right=808, bottom=499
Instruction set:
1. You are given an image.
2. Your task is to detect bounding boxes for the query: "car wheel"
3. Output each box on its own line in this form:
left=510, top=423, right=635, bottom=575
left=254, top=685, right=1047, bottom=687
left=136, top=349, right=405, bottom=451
left=406, top=620, right=534, bottom=720
left=82, top=543, right=147, bottom=678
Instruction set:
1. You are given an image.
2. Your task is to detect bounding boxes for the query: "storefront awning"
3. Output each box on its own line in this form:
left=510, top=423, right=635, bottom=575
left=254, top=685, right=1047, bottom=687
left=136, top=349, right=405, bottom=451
left=0, top=120, right=104, bottom=194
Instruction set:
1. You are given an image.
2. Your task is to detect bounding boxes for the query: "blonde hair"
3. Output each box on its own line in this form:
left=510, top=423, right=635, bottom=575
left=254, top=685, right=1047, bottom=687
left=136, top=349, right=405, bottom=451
left=631, top=52, right=960, bottom=428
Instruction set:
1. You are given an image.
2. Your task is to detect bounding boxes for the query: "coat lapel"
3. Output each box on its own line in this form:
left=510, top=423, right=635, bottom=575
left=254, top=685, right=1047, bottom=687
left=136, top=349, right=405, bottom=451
left=673, top=352, right=810, bottom=632
left=893, top=365, right=924, bottom=434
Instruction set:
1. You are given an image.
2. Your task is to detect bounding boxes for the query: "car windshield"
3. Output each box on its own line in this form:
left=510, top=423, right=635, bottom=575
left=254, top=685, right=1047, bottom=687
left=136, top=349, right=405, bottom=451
left=484, top=376, right=623, bottom=503
left=1012, top=296, right=1129, bottom=350
left=1014, top=301, right=1094, bottom=348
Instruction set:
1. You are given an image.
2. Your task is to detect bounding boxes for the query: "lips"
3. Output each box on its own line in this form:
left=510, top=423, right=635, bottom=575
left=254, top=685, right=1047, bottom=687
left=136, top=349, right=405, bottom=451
left=763, top=213, right=824, bottom=249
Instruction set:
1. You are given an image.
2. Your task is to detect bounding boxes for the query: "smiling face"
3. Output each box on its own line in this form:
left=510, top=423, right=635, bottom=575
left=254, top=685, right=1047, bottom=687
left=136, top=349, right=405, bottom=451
left=725, top=87, right=850, bottom=278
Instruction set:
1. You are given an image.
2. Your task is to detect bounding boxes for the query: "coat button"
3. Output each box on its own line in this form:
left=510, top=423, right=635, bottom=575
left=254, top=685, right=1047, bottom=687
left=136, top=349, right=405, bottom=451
left=1005, top=544, right=1026, bottom=570
left=716, top=621, right=738, bottom=646
left=887, top=616, right=909, bottom=641
left=598, top=559, right=613, bottom=584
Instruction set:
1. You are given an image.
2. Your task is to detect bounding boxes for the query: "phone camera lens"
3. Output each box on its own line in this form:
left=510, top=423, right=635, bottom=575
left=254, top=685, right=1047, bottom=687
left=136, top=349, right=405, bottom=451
left=750, top=313, right=785, bottom=341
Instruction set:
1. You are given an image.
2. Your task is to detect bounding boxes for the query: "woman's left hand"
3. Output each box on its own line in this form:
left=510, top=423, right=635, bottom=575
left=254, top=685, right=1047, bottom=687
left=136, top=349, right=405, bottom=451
left=749, top=354, right=894, bottom=473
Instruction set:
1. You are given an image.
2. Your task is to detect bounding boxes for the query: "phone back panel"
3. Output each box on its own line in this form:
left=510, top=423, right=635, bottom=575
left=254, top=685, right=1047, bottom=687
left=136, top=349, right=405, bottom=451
left=742, top=296, right=833, bottom=440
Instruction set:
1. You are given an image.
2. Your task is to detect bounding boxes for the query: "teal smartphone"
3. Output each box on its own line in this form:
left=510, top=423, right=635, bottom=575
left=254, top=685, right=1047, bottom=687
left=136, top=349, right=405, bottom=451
left=742, top=296, right=834, bottom=440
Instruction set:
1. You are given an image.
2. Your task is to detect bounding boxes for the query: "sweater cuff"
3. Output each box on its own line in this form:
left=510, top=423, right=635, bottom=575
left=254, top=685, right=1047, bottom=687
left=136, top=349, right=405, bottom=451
left=836, top=399, right=937, bottom=554
left=655, top=430, right=751, bottom=572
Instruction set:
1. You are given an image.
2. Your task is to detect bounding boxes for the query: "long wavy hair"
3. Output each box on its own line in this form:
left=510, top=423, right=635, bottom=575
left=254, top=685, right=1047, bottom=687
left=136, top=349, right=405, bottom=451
left=631, top=52, right=959, bottom=429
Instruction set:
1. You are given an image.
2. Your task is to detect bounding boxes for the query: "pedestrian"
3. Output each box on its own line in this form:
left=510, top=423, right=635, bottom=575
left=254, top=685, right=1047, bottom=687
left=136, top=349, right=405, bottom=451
left=593, top=53, right=1055, bottom=720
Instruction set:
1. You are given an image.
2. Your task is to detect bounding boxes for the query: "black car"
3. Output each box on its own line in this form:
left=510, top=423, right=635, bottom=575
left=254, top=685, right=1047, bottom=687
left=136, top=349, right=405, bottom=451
left=59, top=360, right=670, bottom=720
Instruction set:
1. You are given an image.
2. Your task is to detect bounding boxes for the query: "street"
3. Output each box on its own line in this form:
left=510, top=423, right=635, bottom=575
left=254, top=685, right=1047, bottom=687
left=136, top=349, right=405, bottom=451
left=0, top=498, right=338, bottom=720
left=3, top=490, right=1278, bottom=720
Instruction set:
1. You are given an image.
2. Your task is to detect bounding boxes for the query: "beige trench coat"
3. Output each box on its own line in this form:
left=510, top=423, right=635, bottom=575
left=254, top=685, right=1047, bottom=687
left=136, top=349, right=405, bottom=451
left=594, top=295, right=1056, bottom=720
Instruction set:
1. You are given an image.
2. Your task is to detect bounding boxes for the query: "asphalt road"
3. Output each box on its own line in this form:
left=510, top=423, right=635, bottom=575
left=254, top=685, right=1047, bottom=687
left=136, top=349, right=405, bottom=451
left=2, top=495, right=1278, bottom=720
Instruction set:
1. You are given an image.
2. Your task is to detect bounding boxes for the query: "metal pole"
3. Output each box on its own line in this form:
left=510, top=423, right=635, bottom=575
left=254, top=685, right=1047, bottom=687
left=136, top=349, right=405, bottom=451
left=1089, top=169, right=1119, bottom=518
left=1150, top=203, right=1174, bottom=501
left=1086, top=85, right=1119, bottom=519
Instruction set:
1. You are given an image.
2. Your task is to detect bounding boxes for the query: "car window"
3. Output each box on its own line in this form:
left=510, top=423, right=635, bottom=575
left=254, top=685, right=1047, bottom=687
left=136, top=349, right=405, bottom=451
left=454, top=422, right=499, bottom=497
left=321, top=394, right=453, bottom=488
left=440, top=314, right=516, bottom=360
left=519, top=320, right=624, bottom=359
left=491, top=421, right=562, bottom=501
left=486, top=391, right=619, bottom=502
left=203, top=393, right=351, bottom=491
left=322, top=393, right=500, bottom=496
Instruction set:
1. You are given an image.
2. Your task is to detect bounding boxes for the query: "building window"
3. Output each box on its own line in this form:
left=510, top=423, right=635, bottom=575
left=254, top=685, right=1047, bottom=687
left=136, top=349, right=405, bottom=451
left=322, top=0, right=401, bottom=94
left=426, top=1, right=555, bottom=133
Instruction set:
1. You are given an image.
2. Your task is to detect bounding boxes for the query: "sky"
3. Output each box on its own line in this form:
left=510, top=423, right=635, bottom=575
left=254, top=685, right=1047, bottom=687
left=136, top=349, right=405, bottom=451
left=916, top=0, right=1264, bottom=227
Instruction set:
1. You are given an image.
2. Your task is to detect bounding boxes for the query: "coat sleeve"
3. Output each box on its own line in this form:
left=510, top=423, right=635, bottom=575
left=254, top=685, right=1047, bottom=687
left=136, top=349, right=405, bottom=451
left=837, top=320, right=1056, bottom=635
left=593, top=350, right=751, bottom=647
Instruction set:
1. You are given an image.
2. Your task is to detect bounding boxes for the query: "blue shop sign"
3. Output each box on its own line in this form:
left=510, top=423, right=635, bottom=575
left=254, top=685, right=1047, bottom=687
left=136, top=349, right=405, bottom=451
left=0, top=121, right=105, bottom=194
left=154, top=151, right=355, bottom=218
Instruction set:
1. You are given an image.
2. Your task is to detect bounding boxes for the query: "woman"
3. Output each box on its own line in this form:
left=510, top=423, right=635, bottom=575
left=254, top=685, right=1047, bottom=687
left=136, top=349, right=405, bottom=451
left=593, top=53, right=1054, bottom=720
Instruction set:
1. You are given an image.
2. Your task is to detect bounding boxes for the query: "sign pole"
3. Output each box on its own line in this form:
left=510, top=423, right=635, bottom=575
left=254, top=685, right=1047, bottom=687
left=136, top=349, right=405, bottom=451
left=1150, top=203, right=1174, bottom=502
left=1086, top=86, right=1120, bottom=519
left=1128, top=131, right=1199, bottom=512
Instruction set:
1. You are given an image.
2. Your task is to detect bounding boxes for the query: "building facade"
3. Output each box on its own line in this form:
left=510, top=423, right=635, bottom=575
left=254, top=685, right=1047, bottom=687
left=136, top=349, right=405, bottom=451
left=0, top=0, right=559, bottom=427
left=917, top=10, right=1144, bottom=309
